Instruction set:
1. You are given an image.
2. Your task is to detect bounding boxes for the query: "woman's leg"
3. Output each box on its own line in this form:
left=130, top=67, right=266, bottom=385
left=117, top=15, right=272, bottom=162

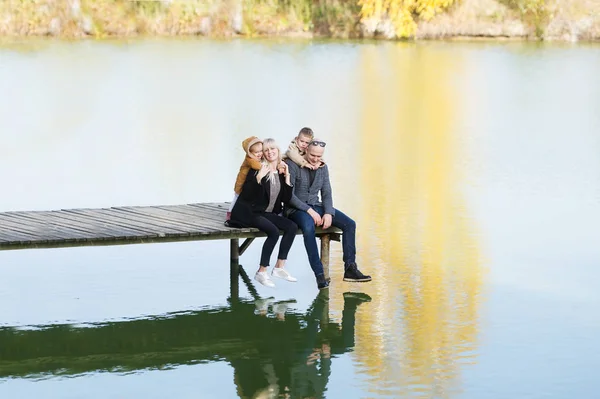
left=249, top=214, right=281, bottom=287
left=263, top=213, right=298, bottom=265
left=250, top=214, right=281, bottom=268
left=263, top=213, right=298, bottom=282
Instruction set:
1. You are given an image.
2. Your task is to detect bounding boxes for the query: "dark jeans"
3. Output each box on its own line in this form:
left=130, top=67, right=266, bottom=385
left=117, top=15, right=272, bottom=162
left=250, top=212, right=298, bottom=267
left=288, top=206, right=356, bottom=277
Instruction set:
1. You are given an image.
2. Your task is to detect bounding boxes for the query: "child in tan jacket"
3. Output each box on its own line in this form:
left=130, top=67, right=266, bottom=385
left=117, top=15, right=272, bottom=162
left=226, top=136, right=264, bottom=221
left=283, top=127, right=318, bottom=170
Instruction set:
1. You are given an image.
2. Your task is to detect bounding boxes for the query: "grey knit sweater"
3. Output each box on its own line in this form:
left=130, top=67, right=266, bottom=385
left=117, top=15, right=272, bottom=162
left=285, top=159, right=335, bottom=217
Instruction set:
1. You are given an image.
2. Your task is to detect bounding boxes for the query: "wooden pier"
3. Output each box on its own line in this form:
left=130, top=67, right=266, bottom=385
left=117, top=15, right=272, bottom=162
left=0, top=202, right=340, bottom=284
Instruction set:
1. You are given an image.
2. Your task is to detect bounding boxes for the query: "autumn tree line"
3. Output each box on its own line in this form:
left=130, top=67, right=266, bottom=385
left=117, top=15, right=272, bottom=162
left=1, top=0, right=597, bottom=41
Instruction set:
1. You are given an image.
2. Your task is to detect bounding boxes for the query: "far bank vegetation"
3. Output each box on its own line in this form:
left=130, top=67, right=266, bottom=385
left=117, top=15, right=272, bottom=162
left=0, top=0, right=598, bottom=41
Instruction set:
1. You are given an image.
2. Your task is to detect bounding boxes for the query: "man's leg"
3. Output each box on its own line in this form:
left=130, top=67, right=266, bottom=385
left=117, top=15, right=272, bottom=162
left=329, top=208, right=356, bottom=265
left=330, top=208, right=371, bottom=282
left=288, top=210, right=324, bottom=277
left=341, top=292, right=372, bottom=348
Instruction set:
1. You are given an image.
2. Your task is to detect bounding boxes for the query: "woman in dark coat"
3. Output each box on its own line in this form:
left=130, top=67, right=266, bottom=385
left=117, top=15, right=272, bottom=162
left=231, top=138, right=298, bottom=288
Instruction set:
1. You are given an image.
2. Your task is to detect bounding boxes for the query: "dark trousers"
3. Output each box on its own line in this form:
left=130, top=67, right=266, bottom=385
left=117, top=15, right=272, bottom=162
left=250, top=213, right=298, bottom=267
left=288, top=206, right=356, bottom=277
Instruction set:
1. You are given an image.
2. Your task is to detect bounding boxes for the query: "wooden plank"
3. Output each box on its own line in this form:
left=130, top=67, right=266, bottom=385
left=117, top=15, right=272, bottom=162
left=168, top=205, right=240, bottom=229
left=110, top=206, right=216, bottom=232
left=128, top=210, right=245, bottom=238
left=3, top=212, right=105, bottom=241
left=0, top=228, right=270, bottom=251
left=239, top=238, right=255, bottom=256
left=189, top=203, right=228, bottom=216
left=47, top=210, right=150, bottom=239
left=102, top=208, right=234, bottom=240
left=320, top=234, right=331, bottom=281
left=153, top=205, right=233, bottom=227
left=0, top=224, right=46, bottom=242
left=141, top=206, right=244, bottom=232
left=187, top=204, right=229, bottom=219
left=0, top=230, right=40, bottom=243
left=57, top=210, right=159, bottom=238
left=154, top=205, right=255, bottom=232
left=159, top=205, right=230, bottom=225
left=195, top=202, right=230, bottom=211
left=0, top=213, right=53, bottom=236
left=63, top=209, right=187, bottom=236
left=164, top=203, right=226, bottom=219
left=0, top=214, right=66, bottom=240
left=96, top=208, right=204, bottom=235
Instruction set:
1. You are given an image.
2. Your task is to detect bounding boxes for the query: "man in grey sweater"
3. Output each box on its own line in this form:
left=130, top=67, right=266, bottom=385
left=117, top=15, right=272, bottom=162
left=285, top=139, right=372, bottom=289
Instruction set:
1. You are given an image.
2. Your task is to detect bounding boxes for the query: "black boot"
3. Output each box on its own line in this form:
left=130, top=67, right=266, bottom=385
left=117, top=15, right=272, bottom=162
left=316, top=273, right=330, bottom=290
left=343, top=292, right=372, bottom=304
left=343, top=262, right=372, bottom=282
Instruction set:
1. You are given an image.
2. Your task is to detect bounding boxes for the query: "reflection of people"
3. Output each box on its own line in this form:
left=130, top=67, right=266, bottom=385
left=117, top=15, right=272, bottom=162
left=230, top=138, right=299, bottom=288
left=1, top=287, right=370, bottom=398
left=226, top=136, right=264, bottom=222
left=285, top=136, right=372, bottom=289
left=254, top=297, right=296, bottom=321
left=234, top=291, right=372, bottom=399
left=289, top=291, right=371, bottom=399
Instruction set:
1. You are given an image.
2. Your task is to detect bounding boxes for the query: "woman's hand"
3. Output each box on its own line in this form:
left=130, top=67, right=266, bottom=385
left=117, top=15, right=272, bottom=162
left=256, top=164, right=269, bottom=183
left=278, top=161, right=289, bottom=176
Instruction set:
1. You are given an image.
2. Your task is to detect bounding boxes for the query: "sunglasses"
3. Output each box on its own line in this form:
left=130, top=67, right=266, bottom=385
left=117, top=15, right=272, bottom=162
left=310, top=141, right=326, bottom=147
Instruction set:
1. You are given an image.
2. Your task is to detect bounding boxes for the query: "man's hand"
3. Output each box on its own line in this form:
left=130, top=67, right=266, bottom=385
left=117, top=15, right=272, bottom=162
left=322, top=214, right=332, bottom=230
left=256, top=164, right=269, bottom=183
left=304, top=163, right=318, bottom=170
left=307, top=208, right=322, bottom=226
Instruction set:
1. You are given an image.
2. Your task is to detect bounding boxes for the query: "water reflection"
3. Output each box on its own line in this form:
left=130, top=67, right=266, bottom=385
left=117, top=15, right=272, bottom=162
left=0, top=285, right=370, bottom=399
left=327, top=44, right=484, bottom=398
left=2, top=39, right=599, bottom=398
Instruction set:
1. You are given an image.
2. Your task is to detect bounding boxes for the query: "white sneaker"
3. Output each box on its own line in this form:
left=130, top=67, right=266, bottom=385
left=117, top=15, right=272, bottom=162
left=271, top=267, right=297, bottom=282
left=255, top=271, right=276, bottom=288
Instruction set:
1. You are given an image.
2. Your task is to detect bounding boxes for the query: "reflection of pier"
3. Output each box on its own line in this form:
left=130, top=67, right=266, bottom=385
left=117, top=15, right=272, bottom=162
left=0, top=273, right=371, bottom=398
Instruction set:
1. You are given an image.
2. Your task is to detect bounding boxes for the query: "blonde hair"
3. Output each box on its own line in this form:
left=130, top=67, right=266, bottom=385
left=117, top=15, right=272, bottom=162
left=262, top=138, right=281, bottom=182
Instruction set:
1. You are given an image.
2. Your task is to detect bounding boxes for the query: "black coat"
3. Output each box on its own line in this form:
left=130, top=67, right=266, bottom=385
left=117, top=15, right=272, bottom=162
left=230, top=170, right=293, bottom=228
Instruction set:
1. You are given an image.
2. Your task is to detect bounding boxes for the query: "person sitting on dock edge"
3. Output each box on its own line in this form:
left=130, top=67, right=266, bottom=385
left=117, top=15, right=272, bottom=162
left=230, top=138, right=299, bottom=288
left=284, top=136, right=372, bottom=289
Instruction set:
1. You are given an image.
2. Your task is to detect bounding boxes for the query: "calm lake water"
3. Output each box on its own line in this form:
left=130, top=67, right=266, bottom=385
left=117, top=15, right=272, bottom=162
left=1, top=39, right=599, bottom=399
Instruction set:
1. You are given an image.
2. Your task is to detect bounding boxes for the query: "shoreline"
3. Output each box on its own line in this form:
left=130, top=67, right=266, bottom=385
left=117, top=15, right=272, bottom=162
left=1, top=33, right=598, bottom=45
left=1, top=0, right=598, bottom=43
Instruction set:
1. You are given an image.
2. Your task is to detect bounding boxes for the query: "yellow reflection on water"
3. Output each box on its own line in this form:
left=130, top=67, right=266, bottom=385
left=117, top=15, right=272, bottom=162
left=332, top=43, right=484, bottom=398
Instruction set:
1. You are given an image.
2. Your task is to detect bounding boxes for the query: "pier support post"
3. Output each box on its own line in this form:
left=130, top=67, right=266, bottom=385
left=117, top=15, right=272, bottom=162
left=230, top=239, right=240, bottom=301
left=320, top=234, right=330, bottom=281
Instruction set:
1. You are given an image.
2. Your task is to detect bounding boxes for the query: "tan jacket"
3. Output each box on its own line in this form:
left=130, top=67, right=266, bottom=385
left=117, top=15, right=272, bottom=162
left=284, top=140, right=309, bottom=168
left=234, top=136, right=263, bottom=194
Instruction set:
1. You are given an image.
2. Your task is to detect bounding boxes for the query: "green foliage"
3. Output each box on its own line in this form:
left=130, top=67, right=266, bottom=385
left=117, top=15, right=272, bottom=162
left=241, top=0, right=359, bottom=36
left=500, top=0, right=552, bottom=38
left=127, top=0, right=165, bottom=16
